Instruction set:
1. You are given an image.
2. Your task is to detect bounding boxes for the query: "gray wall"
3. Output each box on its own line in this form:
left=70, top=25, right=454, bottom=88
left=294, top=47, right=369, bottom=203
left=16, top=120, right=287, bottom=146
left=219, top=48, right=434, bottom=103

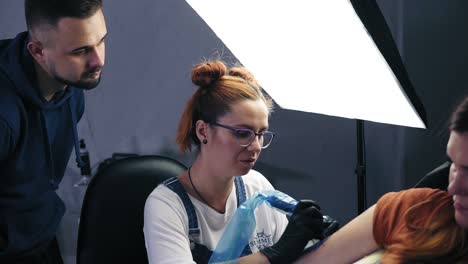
left=400, top=0, right=468, bottom=187
left=1, top=1, right=467, bottom=263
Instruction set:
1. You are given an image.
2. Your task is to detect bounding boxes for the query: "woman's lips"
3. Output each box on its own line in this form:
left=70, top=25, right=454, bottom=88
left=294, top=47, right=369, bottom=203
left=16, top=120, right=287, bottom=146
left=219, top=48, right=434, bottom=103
left=241, top=159, right=256, bottom=165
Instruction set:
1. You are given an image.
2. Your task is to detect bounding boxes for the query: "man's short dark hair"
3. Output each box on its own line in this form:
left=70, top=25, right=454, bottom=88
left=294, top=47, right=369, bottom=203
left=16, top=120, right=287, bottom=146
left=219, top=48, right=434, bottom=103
left=450, top=96, right=468, bottom=133
left=25, top=0, right=102, bottom=30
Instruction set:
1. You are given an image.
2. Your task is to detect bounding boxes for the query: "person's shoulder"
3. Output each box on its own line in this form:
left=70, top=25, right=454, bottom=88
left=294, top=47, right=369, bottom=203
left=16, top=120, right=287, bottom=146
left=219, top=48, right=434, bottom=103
left=144, top=180, right=189, bottom=223
left=0, top=36, right=15, bottom=60
left=0, top=76, right=22, bottom=132
left=378, top=188, right=447, bottom=210
left=403, top=187, right=449, bottom=202
left=147, top=183, right=179, bottom=201
left=0, top=60, right=21, bottom=102
left=0, top=68, right=17, bottom=96
left=145, top=180, right=188, bottom=210
left=0, top=84, right=19, bottom=103
left=393, top=187, right=446, bottom=200
left=0, top=38, right=13, bottom=50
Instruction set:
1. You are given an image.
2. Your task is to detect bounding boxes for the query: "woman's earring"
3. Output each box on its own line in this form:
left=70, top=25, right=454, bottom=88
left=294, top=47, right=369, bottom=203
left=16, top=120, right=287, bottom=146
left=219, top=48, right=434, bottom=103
left=202, top=139, right=208, bottom=144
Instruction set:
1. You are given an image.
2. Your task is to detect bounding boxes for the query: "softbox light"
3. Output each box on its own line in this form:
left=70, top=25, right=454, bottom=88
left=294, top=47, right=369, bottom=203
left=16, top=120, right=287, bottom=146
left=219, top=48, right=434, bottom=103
left=185, top=0, right=427, bottom=213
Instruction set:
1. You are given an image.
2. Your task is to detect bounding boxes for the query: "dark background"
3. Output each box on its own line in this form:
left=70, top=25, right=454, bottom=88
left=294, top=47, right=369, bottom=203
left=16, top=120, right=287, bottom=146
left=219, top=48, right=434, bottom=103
left=1, top=1, right=467, bottom=263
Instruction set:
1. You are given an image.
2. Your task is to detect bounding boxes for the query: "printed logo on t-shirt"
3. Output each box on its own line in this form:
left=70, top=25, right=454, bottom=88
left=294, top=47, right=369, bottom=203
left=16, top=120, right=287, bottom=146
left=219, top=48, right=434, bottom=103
left=249, top=229, right=273, bottom=250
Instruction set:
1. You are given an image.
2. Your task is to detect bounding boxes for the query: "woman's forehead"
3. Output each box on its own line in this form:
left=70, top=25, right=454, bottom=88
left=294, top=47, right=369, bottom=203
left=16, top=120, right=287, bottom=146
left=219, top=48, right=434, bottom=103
left=219, top=99, right=269, bottom=127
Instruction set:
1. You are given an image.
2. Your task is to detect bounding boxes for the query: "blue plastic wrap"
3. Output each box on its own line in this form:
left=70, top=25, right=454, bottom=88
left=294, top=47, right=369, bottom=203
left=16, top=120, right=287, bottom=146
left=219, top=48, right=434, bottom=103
left=208, top=190, right=298, bottom=264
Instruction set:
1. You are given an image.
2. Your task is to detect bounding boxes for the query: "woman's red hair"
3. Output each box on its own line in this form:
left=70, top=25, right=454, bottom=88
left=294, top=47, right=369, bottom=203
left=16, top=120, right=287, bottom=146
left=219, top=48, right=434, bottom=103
left=176, top=60, right=273, bottom=153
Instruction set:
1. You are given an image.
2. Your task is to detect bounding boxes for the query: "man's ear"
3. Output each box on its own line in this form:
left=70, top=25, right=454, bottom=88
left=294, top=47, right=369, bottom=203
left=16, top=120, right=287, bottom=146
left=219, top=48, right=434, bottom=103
left=27, top=39, right=45, bottom=63
left=195, top=120, right=209, bottom=143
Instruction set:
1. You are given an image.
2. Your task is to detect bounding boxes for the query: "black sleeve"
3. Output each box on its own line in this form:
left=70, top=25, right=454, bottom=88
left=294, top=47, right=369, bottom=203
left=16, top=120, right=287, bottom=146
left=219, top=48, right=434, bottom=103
left=414, top=161, right=450, bottom=190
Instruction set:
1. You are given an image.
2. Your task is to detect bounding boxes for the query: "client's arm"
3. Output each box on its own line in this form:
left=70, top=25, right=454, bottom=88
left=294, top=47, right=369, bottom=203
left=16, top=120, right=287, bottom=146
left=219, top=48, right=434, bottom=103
left=294, top=205, right=379, bottom=264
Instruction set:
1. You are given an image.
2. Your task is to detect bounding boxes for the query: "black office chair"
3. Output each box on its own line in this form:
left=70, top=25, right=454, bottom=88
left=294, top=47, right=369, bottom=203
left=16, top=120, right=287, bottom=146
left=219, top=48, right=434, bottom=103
left=414, top=161, right=451, bottom=190
left=76, top=155, right=187, bottom=264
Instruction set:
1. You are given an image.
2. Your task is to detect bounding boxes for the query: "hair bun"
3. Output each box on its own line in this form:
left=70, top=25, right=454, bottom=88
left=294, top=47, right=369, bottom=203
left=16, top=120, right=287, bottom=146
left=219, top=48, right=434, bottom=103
left=191, top=61, right=227, bottom=89
left=229, top=67, right=260, bottom=88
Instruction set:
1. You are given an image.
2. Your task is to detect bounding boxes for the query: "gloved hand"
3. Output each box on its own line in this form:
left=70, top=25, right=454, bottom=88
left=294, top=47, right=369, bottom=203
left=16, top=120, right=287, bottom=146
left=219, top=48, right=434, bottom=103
left=260, top=200, right=323, bottom=264
left=322, top=215, right=340, bottom=238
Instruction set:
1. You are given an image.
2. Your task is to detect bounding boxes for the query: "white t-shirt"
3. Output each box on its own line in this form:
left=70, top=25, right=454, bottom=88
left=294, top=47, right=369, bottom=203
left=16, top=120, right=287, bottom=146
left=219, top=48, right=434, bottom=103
left=143, top=169, right=288, bottom=264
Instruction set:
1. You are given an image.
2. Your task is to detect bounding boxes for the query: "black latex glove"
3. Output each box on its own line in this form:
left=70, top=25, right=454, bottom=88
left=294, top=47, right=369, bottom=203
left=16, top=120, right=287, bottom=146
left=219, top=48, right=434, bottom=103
left=322, top=215, right=340, bottom=238
left=260, top=200, right=323, bottom=264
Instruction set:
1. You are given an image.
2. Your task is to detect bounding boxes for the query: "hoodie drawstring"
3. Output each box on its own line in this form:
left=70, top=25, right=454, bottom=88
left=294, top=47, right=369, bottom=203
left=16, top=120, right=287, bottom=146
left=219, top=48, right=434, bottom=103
left=69, top=100, right=84, bottom=170
left=39, top=111, right=57, bottom=188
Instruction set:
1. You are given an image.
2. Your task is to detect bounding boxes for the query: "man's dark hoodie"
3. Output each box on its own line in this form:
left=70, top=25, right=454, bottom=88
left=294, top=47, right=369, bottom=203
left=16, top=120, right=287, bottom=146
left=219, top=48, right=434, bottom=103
left=0, top=32, right=85, bottom=260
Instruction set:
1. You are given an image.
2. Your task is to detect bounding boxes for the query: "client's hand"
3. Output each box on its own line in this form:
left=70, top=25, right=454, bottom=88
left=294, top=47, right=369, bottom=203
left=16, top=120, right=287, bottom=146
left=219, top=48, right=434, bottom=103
left=260, top=200, right=323, bottom=264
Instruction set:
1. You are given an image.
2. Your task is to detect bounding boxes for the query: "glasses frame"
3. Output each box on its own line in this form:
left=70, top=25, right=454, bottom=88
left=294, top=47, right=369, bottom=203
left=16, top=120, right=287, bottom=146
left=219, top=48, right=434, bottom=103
left=210, top=122, right=275, bottom=149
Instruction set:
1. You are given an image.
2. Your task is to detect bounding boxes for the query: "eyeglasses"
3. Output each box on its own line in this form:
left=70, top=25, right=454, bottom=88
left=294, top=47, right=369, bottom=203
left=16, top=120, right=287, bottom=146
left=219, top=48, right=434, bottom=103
left=210, top=122, right=275, bottom=149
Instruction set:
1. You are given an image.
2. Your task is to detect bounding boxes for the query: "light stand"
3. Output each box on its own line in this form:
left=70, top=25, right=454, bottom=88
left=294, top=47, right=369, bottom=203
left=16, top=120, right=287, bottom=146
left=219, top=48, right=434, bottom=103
left=355, top=120, right=367, bottom=214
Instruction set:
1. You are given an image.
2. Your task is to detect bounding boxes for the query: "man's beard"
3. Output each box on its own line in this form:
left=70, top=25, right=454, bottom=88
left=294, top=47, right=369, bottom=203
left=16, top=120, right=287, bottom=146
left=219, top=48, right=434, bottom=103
left=53, top=68, right=103, bottom=90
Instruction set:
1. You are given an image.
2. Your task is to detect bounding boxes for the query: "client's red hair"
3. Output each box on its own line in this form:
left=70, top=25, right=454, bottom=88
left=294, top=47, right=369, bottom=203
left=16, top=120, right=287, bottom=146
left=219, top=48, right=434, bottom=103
left=384, top=197, right=468, bottom=263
